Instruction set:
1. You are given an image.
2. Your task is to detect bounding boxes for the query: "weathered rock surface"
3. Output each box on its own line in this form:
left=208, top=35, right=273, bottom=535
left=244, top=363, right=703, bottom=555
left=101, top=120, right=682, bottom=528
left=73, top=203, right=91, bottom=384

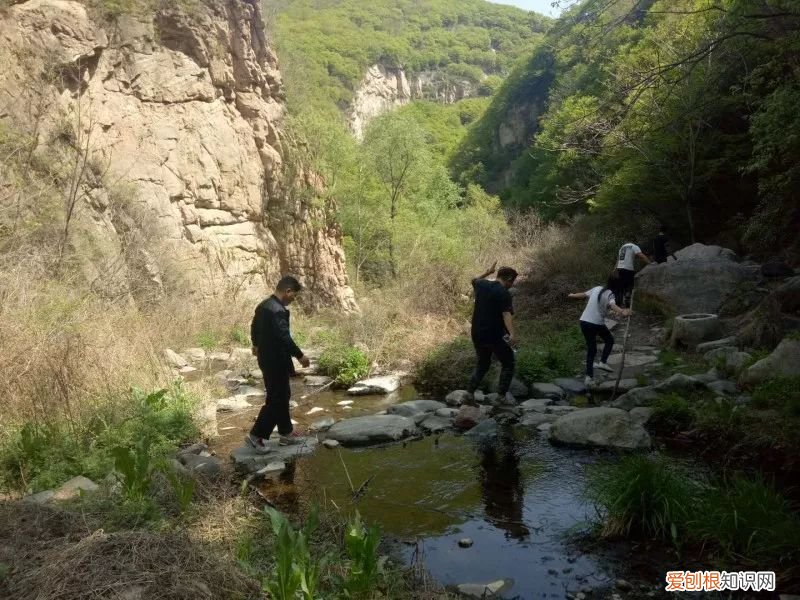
left=628, top=407, right=654, bottom=426
left=348, top=375, right=401, bottom=395
left=530, top=383, right=564, bottom=400
left=611, top=386, right=661, bottom=411
left=637, top=244, right=759, bottom=314
left=519, top=398, right=553, bottom=412
left=387, top=400, right=445, bottom=418
left=446, top=390, right=473, bottom=407
left=419, top=415, right=452, bottom=434
left=741, top=337, right=800, bottom=384
left=180, top=453, right=222, bottom=477
left=553, top=378, right=587, bottom=395
left=325, top=415, right=417, bottom=446
left=0, top=0, right=355, bottom=309
left=518, top=412, right=558, bottom=427
left=231, top=438, right=318, bottom=473
left=454, top=405, right=485, bottom=430
left=550, top=407, right=651, bottom=449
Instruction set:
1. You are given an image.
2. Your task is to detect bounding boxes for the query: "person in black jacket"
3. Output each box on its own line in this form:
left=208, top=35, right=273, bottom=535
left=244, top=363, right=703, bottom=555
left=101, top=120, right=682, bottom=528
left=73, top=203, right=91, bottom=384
left=468, top=262, right=519, bottom=404
left=247, top=275, right=310, bottom=452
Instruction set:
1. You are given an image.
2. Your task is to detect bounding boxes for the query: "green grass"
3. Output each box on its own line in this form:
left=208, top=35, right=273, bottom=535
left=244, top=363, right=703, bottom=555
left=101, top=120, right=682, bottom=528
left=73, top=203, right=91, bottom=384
left=650, top=394, right=695, bottom=434
left=318, top=345, right=370, bottom=388
left=751, top=377, right=800, bottom=417
left=0, top=383, right=197, bottom=493
left=588, top=455, right=699, bottom=547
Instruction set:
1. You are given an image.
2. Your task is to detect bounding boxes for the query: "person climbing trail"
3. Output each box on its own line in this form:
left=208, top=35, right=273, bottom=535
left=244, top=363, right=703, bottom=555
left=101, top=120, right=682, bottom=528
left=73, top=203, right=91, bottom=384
left=652, top=226, right=678, bottom=264
left=614, top=240, right=650, bottom=307
left=568, top=272, right=631, bottom=386
left=467, top=262, right=519, bottom=405
left=247, top=275, right=310, bottom=453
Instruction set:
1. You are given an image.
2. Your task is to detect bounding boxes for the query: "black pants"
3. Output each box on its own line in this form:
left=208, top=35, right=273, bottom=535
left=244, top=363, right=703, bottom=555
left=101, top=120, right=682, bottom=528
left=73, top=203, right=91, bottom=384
left=580, top=320, right=614, bottom=377
left=468, top=338, right=515, bottom=395
left=251, top=362, right=293, bottom=439
left=615, top=268, right=635, bottom=308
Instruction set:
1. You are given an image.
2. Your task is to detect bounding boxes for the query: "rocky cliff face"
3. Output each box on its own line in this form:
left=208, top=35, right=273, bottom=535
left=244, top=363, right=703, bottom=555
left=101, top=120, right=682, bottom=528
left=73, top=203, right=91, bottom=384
left=348, top=63, right=476, bottom=139
left=0, top=0, right=356, bottom=310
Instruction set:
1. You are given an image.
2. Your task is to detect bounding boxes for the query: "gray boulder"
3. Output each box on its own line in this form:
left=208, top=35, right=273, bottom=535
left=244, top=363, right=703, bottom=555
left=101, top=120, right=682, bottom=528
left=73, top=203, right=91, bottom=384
left=231, top=438, right=319, bottom=473
left=740, top=337, right=800, bottom=384
left=387, top=400, right=445, bottom=418
left=419, top=415, right=453, bottom=434
left=464, top=418, right=498, bottom=440
left=629, top=407, right=654, bottom=426
left=530, top=383, right=564, bottom=400
left=310, top=417, right=336, bottom=432
left=325, top=415, right=418, bottom=446
left=446, top=390, right=472, bottom=407
left=180, top=453, right=222, bottom=477
left=454, top=405, right=484, bottom=430
left=519, top=398, right=553, bottom=412
left=518, top=412, right=558, bottom=427
left=435, top=407, right=459, bottom=418
left=553, top=377, right=587, bottom=395
left=636, top=244, right=760, bottom=314
left=509, top=377, right=529, bottom=398
left=550, top=407, right=651, bottom=449
left=611, top=386, right=660, bottom=410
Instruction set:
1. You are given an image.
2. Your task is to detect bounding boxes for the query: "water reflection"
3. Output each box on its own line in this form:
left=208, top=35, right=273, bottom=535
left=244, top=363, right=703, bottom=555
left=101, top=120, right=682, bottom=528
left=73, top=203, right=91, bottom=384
left=479, top=431, right=529, bottom=540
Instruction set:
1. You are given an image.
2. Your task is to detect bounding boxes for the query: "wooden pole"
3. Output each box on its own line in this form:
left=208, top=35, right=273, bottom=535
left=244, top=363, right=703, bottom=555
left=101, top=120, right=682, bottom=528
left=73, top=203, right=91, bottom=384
left=610, top=289, right=635, bottom=402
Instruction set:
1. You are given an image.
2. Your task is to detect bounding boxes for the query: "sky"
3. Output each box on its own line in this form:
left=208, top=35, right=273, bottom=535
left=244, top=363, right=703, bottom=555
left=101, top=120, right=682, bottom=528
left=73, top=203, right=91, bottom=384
left=488, top=0, right=565, bottom=17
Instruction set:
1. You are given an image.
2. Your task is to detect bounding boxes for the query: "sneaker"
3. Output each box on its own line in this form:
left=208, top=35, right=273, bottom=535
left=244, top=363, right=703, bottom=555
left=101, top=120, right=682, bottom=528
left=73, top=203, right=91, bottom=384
left=502, top=392, right=517, bottom=405
left=584, top=375, right=595, bottom=387
left=594, top=362, right=613, bottom=373
left=245, top=434, right=272, bottom=454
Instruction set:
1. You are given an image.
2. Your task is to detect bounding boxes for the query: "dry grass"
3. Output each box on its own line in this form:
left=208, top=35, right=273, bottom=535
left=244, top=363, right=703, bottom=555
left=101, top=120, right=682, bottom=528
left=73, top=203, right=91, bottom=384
left=0, top=501, right=260, bottom=600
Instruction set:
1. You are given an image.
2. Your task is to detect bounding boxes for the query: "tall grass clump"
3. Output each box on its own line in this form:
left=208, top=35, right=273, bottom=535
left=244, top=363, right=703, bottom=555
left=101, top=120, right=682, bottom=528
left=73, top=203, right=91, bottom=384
left=588, top=455, right=699, bottom=546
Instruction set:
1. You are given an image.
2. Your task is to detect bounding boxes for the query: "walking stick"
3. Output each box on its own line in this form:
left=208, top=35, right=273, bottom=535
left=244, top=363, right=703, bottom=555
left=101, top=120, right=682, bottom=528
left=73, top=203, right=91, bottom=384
left=610, top=289, right=635, bottom=402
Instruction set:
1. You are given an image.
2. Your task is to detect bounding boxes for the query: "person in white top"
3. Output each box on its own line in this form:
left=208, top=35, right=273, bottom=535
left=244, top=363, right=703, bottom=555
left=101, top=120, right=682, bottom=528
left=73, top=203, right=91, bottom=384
left=568, top=272, right=632, bottom=385
left=614, top=241, right=650, bottom=308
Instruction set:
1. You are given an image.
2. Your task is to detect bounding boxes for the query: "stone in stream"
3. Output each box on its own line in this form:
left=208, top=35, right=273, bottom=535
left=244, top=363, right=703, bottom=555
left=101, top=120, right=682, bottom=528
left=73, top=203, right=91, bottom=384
left=231, top=438, right=319, bottom=474
left=592, top=379, right=640, bottom=393
left=553, top=378, right=587, bottom=395
left=53, top=476, right=99, bottom=501
left=519, top=398, right=553, bottom=412
left=310, top=417, right=336, bottom=432
left=164, top=348, right=187, bottom=368
left=464, top=418, right=498, bottom=441
left=518, top=412, right=557, bottom=428
left=419, top=415, right=452, bottom=434
left=435, top=407, right=459, bottom=418
left=445, top=390, right=471, bottom=407
left=325, top=415, right=418, bottom=447
left=386, top=400, right=445, bottom=418
left=305, top=407, right=325, bottom=415
left=304, top=375, right=333, bottom=387
left=549, top=407, right=651, bottom=449
left=458, top=538, right=474, bottom=548
left=454, top=405, right=484, bottom=430
left=629, top=407, right=655, bottom=426
left=181, top=453, right=222, bottom=477
left=696, top=336, right=738, bottom=352
left=509, top=377, right=529, bottom=398
left=530, top=383, right=564, bottom=400
left=216, top=395, right=252, bottom=411
left=611, top=386, right=661, bottom=411
left=347, top=375, right=401, bottom=395
left=740, top=337, right=800, bottom=384
left=255, top=461, right=286, bottom=476
left=322, top=439, right=340, bottom=449
left=337, top=400, right=354, bottom=406
left=456, top=579, right=514, bottom=599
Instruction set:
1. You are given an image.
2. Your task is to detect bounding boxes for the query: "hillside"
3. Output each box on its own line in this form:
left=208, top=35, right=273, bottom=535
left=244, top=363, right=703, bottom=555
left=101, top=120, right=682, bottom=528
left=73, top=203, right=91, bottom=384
left=270, top=0, right=549, bottom=133
left=452, top=0, right=800, bottom=259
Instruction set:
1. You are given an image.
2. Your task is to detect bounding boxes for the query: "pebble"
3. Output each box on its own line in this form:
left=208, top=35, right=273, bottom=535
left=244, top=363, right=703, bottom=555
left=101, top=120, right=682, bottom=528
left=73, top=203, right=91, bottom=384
left=458, top=538, right=473, bottom=548
left=305, top=407, right=324, bottom=415
left=337, top=400, right=354, bottom=406
left=322, top=439, right=340, bottom=449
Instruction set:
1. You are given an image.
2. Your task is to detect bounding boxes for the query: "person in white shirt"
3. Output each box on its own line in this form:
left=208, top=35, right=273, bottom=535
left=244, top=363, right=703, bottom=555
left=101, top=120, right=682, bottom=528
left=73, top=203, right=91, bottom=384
left=615, top=241, right=651, bottom=307
left=568, top=272, right=632, bottom=385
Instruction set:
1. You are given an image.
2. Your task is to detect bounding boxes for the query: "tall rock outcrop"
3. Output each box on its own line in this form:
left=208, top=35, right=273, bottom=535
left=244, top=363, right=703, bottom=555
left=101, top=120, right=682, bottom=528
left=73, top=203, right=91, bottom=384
left=0, top=0, right=356, bottom=310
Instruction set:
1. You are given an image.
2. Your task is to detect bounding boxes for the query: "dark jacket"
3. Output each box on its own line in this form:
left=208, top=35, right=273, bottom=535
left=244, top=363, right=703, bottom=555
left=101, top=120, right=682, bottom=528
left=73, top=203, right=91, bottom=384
left=250, top=295, right=303, bottom=372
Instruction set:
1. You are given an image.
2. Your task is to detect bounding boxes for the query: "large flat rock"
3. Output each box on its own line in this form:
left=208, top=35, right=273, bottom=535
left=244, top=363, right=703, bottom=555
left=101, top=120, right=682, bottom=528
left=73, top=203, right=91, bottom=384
left=347, top=375, right=401, bottom=395
left=325, top=415, right=418, bottom=446
left=231, top=438, right=319, bottom=473
left=386, top=400, right=445, bottom=418
left=550, top=407, right=651, bottom=449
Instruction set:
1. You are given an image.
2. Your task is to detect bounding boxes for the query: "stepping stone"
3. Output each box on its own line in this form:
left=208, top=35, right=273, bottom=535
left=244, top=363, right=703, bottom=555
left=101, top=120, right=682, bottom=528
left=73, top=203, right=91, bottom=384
left=310, top=417, right=335, bottom=431
left=231, top=438, right=319, bottom=473
left=322, top=439, right=340, bottom=449
left=419, top=415, right=452, bottom=434
left=519, top=398, right=553, bottom=412
left=553, top=378, right=586, bottom=395
left=387, top=400, right=445, bottom=418
left=337, top=400, right=354, bottom=406
left=446, top=390, right=472, bottom=407
left=435, top=407, right=459, bottom=418
left=256, top=461, right=286, bottom=476
left=216, top=395, right=252, bottom=411
left=607, top=353, right=657, bottom=367
left=519, top=412, right=557, bottom=427
left=325, top=415, right=418, bottom=447
left=530, top=383, right=564, bottom=400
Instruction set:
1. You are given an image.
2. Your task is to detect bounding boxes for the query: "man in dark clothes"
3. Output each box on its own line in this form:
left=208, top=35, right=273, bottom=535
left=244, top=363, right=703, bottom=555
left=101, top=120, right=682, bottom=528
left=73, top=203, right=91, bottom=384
left=653, top=226, right=678, bottom=264
left=467, top=262, right=519, bottom=404
left=247, top=275, right=310, bottom=452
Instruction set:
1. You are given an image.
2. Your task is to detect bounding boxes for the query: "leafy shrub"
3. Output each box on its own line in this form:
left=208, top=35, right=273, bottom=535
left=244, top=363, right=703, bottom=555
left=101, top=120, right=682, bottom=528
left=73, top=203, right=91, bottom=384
left=342, top=511, right=384, bottom=597
left=415, top=337, right=486, bottom=395
left=196, top=330, right=219, bottom=351
left=650, top=394, right=695, bottom=434
left=588, top=455, right=699, bottom=546
left=693, top=476, right=800, bottom=565
left=751, top=377, right=800, bottom=417
left=318, top=345, right=370, bottom=388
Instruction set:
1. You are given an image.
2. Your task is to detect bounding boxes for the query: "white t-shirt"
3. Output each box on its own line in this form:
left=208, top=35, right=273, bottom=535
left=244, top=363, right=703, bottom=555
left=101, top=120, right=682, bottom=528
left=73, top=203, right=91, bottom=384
left=580, top=286, right=616, bottom=325
left=617, top=243, right=642, bottom=271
